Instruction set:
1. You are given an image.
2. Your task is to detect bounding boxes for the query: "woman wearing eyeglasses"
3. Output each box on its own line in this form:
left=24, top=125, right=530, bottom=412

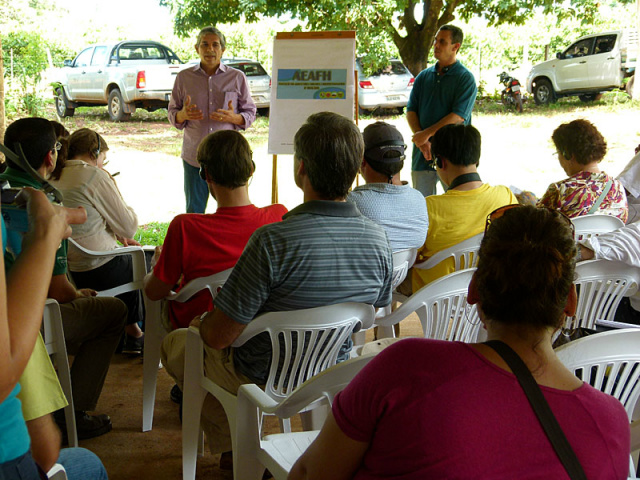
left=290, top=205, right=629, bottom=480
left=50, top=128, right=144, bottom=353
left=538, top=119, right=628, bottom=222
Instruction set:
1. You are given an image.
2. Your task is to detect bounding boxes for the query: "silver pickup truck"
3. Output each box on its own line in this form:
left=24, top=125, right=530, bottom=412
left=52, top=40, right=183, bottom=121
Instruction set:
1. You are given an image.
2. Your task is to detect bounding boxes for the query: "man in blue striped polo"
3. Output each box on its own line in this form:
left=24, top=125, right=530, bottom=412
left=161, top=111, right=393, bottom=469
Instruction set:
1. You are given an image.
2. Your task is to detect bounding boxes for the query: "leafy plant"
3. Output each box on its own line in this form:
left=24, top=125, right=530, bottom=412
left=135, top=222, right=169, bottom=246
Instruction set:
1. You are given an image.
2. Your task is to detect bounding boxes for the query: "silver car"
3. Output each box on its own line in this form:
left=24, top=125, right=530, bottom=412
left=356, top=59, right=414, bottom=113
left=222, top=58, right=271, bottom=115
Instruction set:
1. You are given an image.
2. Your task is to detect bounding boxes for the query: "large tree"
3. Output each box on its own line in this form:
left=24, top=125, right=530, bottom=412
left=160, top=0, right=614, bottom=75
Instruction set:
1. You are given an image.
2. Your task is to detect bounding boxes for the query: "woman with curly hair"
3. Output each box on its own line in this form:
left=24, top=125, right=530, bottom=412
left=538, top=119, right=628, bottom=221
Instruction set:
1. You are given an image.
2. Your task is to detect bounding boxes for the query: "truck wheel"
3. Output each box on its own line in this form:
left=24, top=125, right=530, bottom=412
left=578, top=94, right=598, bottom=102
left=55, top=88, right=75, bottom=118
left=533, top=79, right=555, bottom=105
left=627, top=75, right=635, bottom=100
left=108, top=89, right=132, bottom=122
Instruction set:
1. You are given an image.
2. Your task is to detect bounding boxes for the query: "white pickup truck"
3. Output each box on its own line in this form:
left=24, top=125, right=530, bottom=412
left=51, top=40, right=183, bottom=121
left=526, top=30, right=637, bottom=105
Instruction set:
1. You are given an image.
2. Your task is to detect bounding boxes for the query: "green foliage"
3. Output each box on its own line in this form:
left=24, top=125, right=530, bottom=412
left=2, top=29, right=72, bottom=115
left=159, top=0, right=635, bottom=77
left=135, top=222, right=169, bottom=246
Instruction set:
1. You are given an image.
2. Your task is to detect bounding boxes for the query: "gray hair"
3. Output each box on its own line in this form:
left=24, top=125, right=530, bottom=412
left=294, top=112, right=363, bottom=200
left=196, top=26, right=226, bottom=49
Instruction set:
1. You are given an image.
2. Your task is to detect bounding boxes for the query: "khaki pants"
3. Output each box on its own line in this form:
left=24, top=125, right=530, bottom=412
left=161, top=329, right=253, bottom=453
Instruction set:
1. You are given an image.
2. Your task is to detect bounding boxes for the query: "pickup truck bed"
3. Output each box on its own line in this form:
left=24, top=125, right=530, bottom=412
left=52, top=40, right=183, bottom=121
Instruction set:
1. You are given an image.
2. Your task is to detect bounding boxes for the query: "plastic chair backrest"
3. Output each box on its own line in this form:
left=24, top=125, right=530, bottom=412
left=391, top=248, right=417, bottom=289
left=232, top=302, right=375, bottom=402
left=379, top=269, right=481, bottom=342
left=571, top=214, right=624, bottom=241
left=166, top=268, right=233, bottom=303
left=67, top=238, right=147, bottom=297
left=414, top=233, right=483, bottom=271
left=556, top=329, right=640, bottom=421
left=242, top=353, right=377, bottom=419
left=568, top=260, right=640, bottom=329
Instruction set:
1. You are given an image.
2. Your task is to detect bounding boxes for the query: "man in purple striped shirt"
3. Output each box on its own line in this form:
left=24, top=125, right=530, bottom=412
left=168, top=26, right=257, bottom=213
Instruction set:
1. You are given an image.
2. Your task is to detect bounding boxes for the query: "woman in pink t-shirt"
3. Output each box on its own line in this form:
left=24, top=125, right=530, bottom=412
left=290, top=205, right=630, bottom=480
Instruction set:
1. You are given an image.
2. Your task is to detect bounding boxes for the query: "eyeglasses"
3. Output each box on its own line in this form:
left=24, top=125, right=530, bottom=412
left=52, top=141, right=62, bottom=152
left=485, top=204, right=575, bottom=239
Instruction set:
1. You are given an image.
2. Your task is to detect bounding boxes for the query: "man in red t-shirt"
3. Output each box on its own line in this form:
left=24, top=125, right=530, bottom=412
left=143, top=130, right=286, bottom=330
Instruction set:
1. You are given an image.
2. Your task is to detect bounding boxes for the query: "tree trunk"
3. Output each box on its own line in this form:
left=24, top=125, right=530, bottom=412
left=392, top=0, right=459, bottom=76
left=0, top=36, right=5, bottom=165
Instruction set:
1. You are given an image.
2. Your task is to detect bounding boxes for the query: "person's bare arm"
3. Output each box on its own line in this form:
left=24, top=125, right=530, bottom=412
left=47, top=274, right=82, bottom=304
left=0, top=188, right=86, bottom=401
left=406, top=110, right=422, bottom=134
left=143, top=246, right=173, bottom=300
left=195, top=308, right=246, bottom=350
left=26, top=414, right=61, bottom=472
left=288, top=413, right=369, bottom=480
left=143, top=272, right=173, bottom=301
left=579, top=244, right=595, bottom=261
left=412, top=112, right=464, bottom=148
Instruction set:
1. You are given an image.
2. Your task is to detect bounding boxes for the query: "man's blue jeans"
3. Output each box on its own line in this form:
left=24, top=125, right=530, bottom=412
left=183, top=161, right=209, bottom=214
left=58, top=447, right=108, bottom=480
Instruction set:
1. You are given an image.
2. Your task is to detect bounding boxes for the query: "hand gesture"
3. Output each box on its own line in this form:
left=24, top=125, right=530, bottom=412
left=211, top=100, right=241, bottom=125
left=178, top=95, right=204, bottom=122
left=150, top=245, right=162, bottom=270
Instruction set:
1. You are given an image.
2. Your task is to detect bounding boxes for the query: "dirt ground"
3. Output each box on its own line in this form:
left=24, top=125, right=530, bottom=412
left=57, top=105, right=640, bottom=226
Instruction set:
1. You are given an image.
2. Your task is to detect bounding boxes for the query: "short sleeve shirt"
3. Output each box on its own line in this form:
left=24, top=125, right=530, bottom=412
left=538, top=171, right=628, bottom=222
left=214, top=201, right=393, bottom=383
left=407, top=61, right=477, bottom=172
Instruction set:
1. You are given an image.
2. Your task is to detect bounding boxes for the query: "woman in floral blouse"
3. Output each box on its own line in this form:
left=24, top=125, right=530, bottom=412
left=538, top=119, right=628, bottom=222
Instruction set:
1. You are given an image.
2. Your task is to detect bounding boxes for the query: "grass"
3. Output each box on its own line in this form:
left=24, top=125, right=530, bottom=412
left=135, top=222, right=170, bottom=246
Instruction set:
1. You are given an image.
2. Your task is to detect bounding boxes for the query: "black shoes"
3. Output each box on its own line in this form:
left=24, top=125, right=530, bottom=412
left=122, top=334, right=144, bottom=355
left=170, top=384, right=183, bottom=404
left=54, top=409, right=112, bottom=442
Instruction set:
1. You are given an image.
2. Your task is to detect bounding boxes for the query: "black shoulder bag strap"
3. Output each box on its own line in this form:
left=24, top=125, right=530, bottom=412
left=484, top=340, right=587, bottom=480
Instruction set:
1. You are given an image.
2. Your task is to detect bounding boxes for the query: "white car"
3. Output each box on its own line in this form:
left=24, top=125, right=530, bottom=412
left=526, top=30, right=637, bottom=104
left=222, top=58, right=271, bottom=115
left=356, top=59, right=414, bottom=114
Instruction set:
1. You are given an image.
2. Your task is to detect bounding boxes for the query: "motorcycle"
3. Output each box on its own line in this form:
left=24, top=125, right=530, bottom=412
left=498, top=71, right=524, bottom=113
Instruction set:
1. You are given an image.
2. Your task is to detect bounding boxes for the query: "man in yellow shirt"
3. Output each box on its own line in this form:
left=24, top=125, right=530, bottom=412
left=412, top=124, right=517, bottom=291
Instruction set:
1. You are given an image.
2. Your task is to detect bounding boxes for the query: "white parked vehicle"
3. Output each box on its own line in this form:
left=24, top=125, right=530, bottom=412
left=356, top=59, right=414, bottom=114
left=52, top=40, right=183, bottom=121
left=526, top=30, right=638, bottom=105
left=221, top=58, right=271, bottom=115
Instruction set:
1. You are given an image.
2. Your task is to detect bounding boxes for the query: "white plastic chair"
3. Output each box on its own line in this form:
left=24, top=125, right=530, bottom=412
left=42, top=299, right=78, bottom=448
left=567, top=260, right=640, bottom=329
left=377, top=269, right=482, bottom=342
left=353, top=248, right=417, bottom=344
left=556, top=329, right=640, bottom=477
left=142, top=268, right=232, bottom=432
left=571, top=214, right=624, bottom=241
left=234, top=353, right=377, bottom=480
left=181, top=302, right=375, bottom=480
left=47, top=463, right=68, bottom=480
left=393, top=233, right=482, bottom=306
left=67, top=238, right=147, bottom=298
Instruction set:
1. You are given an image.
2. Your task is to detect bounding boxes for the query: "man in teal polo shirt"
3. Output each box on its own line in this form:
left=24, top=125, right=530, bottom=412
left=1, top=117, right=126, bottom=441
left=407, top=24, right=477, bottom=197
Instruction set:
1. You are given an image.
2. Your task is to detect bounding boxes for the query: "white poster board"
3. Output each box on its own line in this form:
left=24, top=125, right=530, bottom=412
left=268, top=31, right=356, bottom=155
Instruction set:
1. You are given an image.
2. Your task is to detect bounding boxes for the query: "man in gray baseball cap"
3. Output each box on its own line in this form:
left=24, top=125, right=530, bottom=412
left=347, top=121, right=429, bottom=252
